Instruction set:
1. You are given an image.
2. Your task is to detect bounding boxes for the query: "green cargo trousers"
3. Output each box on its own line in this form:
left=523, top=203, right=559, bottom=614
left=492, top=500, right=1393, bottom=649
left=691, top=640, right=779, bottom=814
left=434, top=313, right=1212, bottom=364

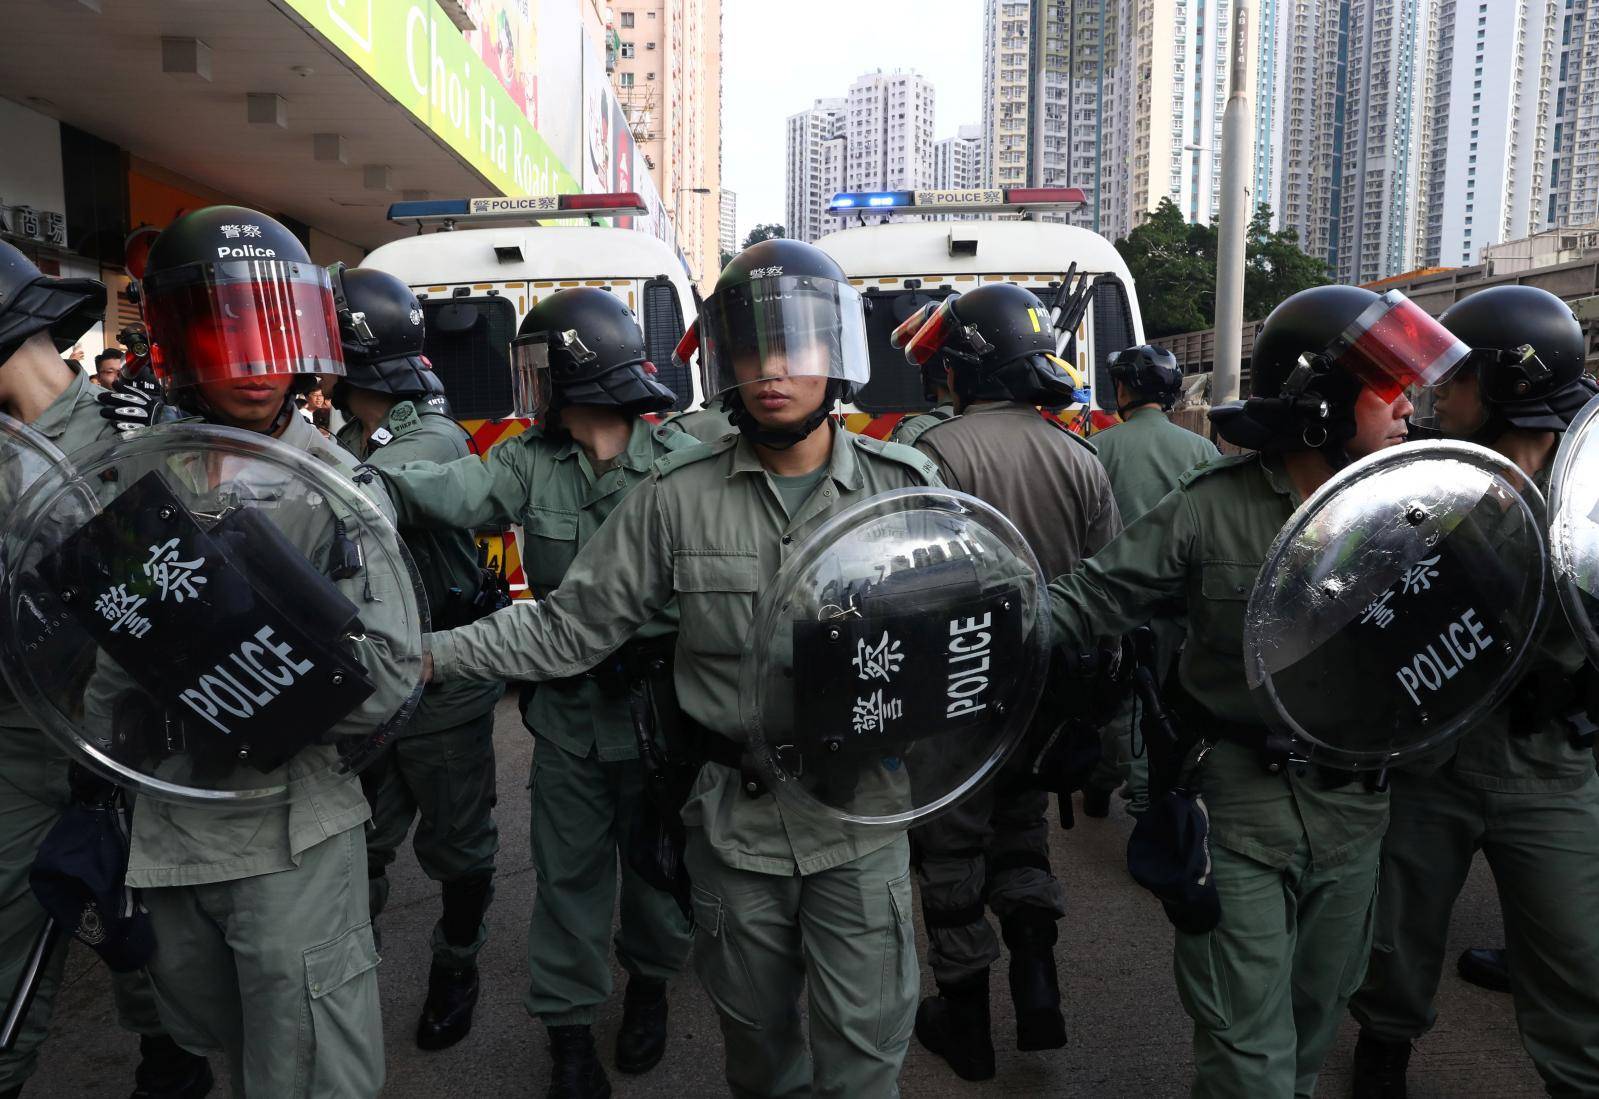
left=141, top=826, right=383, bottom=1099
left=524, top=738, right=691, bottom=1024
left=365, top=710, right=499, bottom=967
left=0, top=752, right=164, bottom=1091
left=911, top=777, right=1065, bottom=985
left=1349, top=769, right=1599, bottom=1095
left=1176, top=838, right=1380, bottom=1098
left=684, top=828, right=918, bottom=1099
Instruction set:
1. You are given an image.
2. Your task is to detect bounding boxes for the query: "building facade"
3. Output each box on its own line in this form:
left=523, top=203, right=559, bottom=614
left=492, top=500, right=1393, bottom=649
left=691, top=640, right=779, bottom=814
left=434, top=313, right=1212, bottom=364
left=610, top=0, right=724, bottom=285
left=1549, top=0, right=1599, bottom=226
left=844, top=70, right=937, bottom=196
left=934, top=125, right=984, bottom=189
left=785, top=98, right=847, bottom=243
left=718, top=187, right=737, bottom=259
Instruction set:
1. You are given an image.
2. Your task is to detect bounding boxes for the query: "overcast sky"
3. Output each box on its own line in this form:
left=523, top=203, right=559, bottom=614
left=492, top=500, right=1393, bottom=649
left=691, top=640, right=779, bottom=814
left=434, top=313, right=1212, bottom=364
left=721, top=2, right=984, bottom=243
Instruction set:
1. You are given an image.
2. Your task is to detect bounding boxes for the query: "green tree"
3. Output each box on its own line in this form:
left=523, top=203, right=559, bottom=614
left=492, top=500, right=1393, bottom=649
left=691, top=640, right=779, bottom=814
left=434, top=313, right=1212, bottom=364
left=1113, top=200, right=1329, bottom=339
left=741, top=223, right=786, bottom=248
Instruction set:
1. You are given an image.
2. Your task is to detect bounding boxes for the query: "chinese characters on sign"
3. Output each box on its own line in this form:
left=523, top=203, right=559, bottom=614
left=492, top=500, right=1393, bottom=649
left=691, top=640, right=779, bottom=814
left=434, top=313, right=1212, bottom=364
left=0, top=205, right=67, bottom=247
left=92, top=540, right=212, bottom=640
left=851, top=629, right=906, bottom=735
left=1360, top=554, right=1443, bottom=631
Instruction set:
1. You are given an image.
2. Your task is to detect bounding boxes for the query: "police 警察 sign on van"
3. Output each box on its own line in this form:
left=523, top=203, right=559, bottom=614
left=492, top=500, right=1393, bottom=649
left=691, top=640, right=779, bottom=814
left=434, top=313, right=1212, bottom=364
left=1244, top=440, right=1549, bottom=770
left=0, top=424, right=425, bottom=807
left=741, top=488, right=1050, bottom=827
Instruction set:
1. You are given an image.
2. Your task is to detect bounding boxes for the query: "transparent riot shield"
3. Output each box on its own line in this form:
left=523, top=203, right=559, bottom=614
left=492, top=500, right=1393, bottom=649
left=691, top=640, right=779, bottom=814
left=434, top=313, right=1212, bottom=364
left=0, top=414, right=71, bottom=515
left=1245, top=441, right=1548, bottom=770
left=1548, top=394, right=1599, bottom=662
left=0, top=423, right=425, bottom=807
left=741, top=488, right=1050, bottom=827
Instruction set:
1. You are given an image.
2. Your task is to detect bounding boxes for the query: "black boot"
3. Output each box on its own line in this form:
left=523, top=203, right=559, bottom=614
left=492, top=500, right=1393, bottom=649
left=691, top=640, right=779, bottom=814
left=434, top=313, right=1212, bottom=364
left=547, top=1024, right=612, bottom=1099
left=416, top=962, right=480, bottom=1051
left=1351, top=1029, right=1411, bottom=1099
left=914, top=971, right=996, bottom=1081
left=129, top=1034, right=214, bottom=1099
left=1457, top=946, right=1511, bottom=993
left=615, top=976, right=668, bottom=1075
left=1002, top=908, right=1067, bottom=1051
left=1081, top=785, right=1113, bottom=819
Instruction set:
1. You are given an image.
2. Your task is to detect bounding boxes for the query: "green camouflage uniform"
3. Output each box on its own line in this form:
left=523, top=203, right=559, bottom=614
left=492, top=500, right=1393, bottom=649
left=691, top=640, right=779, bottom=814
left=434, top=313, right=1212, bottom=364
left=378, top=417, right=697, bottom=1026
left=338, top=401, right=505, bottom=969
left=1349, top=467, right=1599, bottom=1095
left=1087, top=406, right=1220, bottom=813
left=1048, top=452, right=1388, bottom=1098
left=427, top=425, right=941, bottom=1098
left=0, top=372, right=165, bottom=1093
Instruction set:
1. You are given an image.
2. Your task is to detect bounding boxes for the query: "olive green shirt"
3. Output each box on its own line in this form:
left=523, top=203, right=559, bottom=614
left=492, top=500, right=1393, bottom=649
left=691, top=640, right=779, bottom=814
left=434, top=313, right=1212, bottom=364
left=662, top=404, right=736, bottom=444
left=428, top=425, right=943, bottom=875
left=379, top=417, right=697, bottom=762
left=122, top=414, right=409, bottom=887
left=1047, top=452, right=1389, bottom=869
left=914, top=402, right=1122, bottom=579
left=337, top=401, right=504, bottom=735
left=0, top=371, right=120, bottom=769
left=888, top=403, right=956, bottom=448
left=1093, top=406, right=1221, bottom=524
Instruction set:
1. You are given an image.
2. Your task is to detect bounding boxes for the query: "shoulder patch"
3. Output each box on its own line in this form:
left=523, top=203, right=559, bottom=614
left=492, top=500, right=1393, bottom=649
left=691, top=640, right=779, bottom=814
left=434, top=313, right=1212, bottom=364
left=852, top=432, right=940, bottom=483
left=1177, top=451, right=1257, bottom=488
left=653, top=423, right=704, bottom=453
left=652, top=433, right=735, bottom=478
left=386, top=401, right=421, bottom=436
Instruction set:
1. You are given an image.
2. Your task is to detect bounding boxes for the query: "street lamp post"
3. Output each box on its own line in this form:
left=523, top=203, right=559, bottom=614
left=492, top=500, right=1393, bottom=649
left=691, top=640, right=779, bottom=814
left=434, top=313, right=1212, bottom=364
left=1213, top=3, right=1251, bottom=405
left=674, top=185, right=712, bottom=283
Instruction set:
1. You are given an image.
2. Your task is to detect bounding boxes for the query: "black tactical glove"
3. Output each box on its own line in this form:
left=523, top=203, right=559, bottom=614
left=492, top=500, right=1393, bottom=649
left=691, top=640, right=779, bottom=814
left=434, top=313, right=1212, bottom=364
left=98, top=375, right=181, bottom=433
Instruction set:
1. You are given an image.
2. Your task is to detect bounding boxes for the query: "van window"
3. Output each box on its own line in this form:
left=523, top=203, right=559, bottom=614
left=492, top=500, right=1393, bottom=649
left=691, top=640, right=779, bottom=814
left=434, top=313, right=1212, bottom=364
left=1091, top=276, right=1136, bottom=403
left=421, top=296, right=518, bottom=420
left=854, top=287, right=955, bottom=415
left=640, top=276, right=691, bottom=411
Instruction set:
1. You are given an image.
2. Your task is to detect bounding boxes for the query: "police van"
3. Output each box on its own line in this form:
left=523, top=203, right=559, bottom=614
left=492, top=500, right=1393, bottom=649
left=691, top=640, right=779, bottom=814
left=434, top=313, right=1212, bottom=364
left=361, top=192, right=701, bottom=595
left=813, top=187, right=1145, bottom=437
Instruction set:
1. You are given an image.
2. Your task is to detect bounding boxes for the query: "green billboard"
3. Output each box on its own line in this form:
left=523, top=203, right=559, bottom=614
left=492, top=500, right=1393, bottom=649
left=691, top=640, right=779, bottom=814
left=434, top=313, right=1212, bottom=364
left=274, top=0, right=577, bottom=197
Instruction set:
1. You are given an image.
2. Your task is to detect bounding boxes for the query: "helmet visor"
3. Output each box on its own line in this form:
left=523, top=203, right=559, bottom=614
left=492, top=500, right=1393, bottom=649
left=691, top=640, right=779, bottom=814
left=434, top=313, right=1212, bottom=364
left=890, top=301, right=937, bottom=351
left=143, top=260, right=344, bottom=388
left=509, top=336, right=554, bottom=420
left=1323, top=290, right=1472, bottom=402
left=699, top=275, right=870, bottom=399
left=901, top=298, right=963, bottom=367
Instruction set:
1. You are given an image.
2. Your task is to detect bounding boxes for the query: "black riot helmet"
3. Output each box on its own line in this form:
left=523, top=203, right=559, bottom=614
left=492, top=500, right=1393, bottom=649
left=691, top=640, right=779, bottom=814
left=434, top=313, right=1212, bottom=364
left=1437, top=286, right=1595, bottom=433
left=0, top=238, right=105, bottom=366
left=510, top=287, right=675, bottom=422
left=1108, top=344, right=1183, bottom=413
left=1211, top=285, right=1467, bottom=461
left=327, top=265, right=439, bottom=412
left=140, top=206, right=344, bottom=392
left=899, top=283, right=1086, bottom=408
left=696, top=238, right=870, bottom=448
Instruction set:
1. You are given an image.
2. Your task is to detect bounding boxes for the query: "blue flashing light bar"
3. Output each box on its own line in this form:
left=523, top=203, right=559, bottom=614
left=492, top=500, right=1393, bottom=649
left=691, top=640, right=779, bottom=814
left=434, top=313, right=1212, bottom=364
left=826, top=186, right=1087, bottom=216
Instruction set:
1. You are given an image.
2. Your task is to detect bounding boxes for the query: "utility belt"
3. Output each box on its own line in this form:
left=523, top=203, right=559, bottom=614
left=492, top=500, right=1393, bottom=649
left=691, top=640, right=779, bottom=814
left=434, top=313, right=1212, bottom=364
left=540, top=636, right=677, bottom=697
left=681, top=715, right=768, bottom=799
left=1506, top=665, right=1599, bottom=748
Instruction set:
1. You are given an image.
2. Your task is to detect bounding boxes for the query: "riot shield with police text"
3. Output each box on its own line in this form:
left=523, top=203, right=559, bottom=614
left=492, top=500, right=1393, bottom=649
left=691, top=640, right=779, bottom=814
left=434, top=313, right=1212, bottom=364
left=740, top=488, right=1049, bottom=827
left=1245, top=441, right=1547, bottom=770
left=1548, top=395, right=1599, bottom=663
left=0, top=423, right=425, bottom=807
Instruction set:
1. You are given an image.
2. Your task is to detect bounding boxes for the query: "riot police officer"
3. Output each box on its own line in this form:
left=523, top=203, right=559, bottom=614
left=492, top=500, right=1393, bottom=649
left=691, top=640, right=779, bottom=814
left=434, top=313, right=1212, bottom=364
left=1081, top=345, right=1219, bottom=819
left=421, top=239, right=942, bottom=1097
left=99, top=206, right=411, bottom=1097
left=1047, top=285, right=1413, bottom=1097
left=1348, top=286, right=1599, bottom=1097
left=0, top=241, right=211, bottom=1099
left=325, top=265, right=506, bottom=1052
left=894, top=282, right=1121, bottom=1080
left=370, top=286, right=696, bottom=1098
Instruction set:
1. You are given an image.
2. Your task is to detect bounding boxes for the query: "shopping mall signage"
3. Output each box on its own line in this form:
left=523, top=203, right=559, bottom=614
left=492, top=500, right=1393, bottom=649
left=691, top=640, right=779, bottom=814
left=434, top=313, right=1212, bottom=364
left=275, top=0, right=577, bottom=198
left=0, top=204, right=67, bottom=247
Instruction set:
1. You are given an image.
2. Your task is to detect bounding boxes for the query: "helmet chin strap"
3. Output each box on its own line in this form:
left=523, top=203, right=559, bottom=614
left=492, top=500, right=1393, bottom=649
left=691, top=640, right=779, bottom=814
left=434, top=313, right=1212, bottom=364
left=723, top=381, right=840, bottom=450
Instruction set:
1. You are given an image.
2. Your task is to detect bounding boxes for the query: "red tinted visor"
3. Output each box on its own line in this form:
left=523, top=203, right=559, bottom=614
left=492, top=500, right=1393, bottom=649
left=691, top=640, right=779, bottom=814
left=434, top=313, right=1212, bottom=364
left=1322, top=291, right=1471, bottom=403
left=141, top=260, right=345, bottom=389
left=890, top=302, right=937, bottom=351
left=901, top=297, right=962, bottom=367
